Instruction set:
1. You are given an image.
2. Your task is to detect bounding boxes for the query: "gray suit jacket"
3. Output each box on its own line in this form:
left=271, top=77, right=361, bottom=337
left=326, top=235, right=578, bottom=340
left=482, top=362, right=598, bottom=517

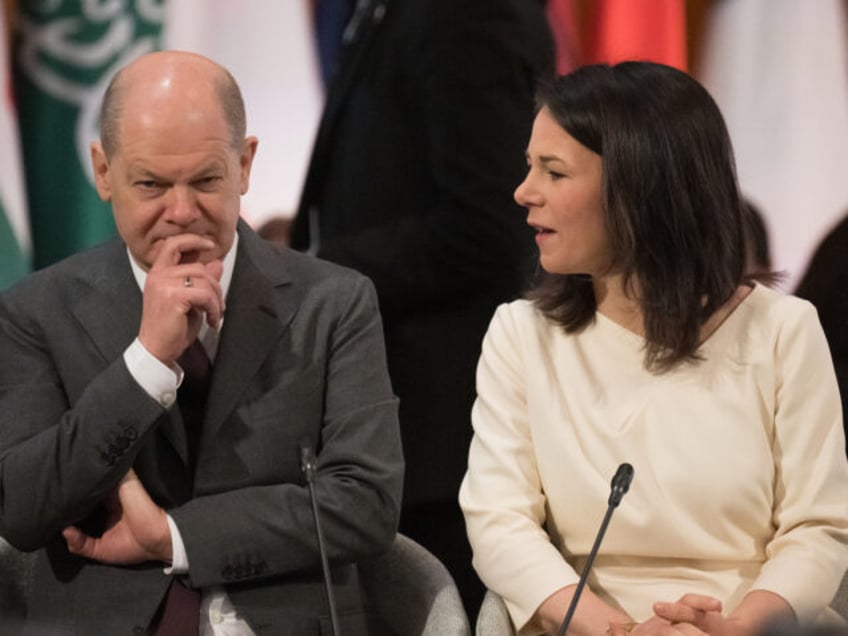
left=0, top=221, right=403, bottom=635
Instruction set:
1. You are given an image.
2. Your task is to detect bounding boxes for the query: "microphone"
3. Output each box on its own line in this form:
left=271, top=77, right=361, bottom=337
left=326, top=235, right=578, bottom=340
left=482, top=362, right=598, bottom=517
left=300, top=443, right=341, bottom=636
left=556, top=463, right=634, bottom=636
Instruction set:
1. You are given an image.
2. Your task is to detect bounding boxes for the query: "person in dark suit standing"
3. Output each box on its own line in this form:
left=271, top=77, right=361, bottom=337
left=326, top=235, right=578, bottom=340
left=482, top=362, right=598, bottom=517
left=795, top=213, right=848, bottom=456
left=291, top=0, right=554, bottom=614
left=0, top=50, right=403, bottom=635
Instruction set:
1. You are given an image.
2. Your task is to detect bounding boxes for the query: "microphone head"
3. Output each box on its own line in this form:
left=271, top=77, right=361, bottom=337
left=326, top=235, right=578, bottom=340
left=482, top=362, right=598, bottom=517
left=299, top=442, right=316, bottom=480
left=608, top=463, right=634, bottom=507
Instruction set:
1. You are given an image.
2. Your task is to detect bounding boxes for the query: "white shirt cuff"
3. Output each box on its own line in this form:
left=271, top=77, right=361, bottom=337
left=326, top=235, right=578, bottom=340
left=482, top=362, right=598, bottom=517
left=164, top=514, right=189, bottom=574
left=123, top=338, right=182, bottom=408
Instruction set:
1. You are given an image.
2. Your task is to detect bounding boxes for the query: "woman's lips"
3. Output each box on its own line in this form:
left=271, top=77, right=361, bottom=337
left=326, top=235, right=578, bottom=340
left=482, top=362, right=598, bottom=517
left=529, top=223, right=555, bottom=244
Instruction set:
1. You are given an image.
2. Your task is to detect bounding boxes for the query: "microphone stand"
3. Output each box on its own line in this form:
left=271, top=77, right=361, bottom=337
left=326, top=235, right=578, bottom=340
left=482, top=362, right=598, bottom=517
left=301, top=445, right=341, bottom=636
left=556, top=464, right=634, bottom=636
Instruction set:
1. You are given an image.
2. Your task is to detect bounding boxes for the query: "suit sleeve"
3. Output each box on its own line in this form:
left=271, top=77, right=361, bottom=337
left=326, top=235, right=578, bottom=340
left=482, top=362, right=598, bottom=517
left=316, top=3, right=550, bottom=319
left=0, top=282, right=163, bottom=550
left=169, top=275, right=404, bottom=587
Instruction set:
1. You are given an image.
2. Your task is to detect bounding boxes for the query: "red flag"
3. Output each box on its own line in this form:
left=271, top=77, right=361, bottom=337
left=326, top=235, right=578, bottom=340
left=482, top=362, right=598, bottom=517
left=546, top=0, right=582, bottom=75
left=584, top=0, right=687, bottom=71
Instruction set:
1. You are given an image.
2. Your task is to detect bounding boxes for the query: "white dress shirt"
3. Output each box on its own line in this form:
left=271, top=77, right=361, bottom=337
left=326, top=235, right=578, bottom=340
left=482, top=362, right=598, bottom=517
left=122, top=235, right=257, bottom=635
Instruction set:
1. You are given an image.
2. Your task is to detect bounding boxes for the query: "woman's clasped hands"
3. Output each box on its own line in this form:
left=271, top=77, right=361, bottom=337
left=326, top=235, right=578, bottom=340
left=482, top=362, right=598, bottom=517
left=609, top=594, right=748, bottom=636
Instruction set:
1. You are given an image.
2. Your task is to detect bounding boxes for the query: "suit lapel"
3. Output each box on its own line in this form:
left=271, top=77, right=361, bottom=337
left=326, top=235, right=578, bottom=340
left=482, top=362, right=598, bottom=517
left=70, top=241, right=190, bottom=466
left=66, top=229, right=298, bottom=471
left=202, top=226, right=296, bottom=445
left=71, top=242, right=141, bottom=364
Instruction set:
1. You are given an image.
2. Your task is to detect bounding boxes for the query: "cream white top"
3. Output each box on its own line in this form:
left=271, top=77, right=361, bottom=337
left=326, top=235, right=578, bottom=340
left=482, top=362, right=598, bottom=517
left=459, top=284, right=848, bottom=634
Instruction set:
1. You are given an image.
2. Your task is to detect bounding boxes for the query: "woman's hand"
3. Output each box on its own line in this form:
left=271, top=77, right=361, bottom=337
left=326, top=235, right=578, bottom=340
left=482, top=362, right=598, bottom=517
left=607, top=594, right=724, bottom=636
left=533, top=584, right=632, bottom=636
left=609, top=615, right=700, bottom=636
left=652, top=594, right=731, bottom=636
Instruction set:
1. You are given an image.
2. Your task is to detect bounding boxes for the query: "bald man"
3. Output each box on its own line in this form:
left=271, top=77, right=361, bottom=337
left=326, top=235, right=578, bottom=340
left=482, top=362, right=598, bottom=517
left=0, top=51, right=403, bottom=635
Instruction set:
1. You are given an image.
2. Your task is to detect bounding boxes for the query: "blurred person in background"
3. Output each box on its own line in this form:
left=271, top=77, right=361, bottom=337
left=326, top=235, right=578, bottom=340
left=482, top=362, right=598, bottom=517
left=292, top=0, right=554, bottom=614
left=795, top=213, right=848, bottom=457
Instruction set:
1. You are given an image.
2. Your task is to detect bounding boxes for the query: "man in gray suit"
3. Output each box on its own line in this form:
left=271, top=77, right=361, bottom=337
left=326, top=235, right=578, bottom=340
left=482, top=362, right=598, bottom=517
left=0, top=51, right=403, bottom=635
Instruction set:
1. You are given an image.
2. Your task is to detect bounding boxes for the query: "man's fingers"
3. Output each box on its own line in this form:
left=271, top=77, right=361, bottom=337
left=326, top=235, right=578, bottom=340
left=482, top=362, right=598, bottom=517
left=118, top=468, right=155, bottom=510
left=62, top=526, right=93, bottom=557
left=150, top=234, right=217, bottom=271
left=174, top=264, right=225, bottom=325
left=139, top=235, right=224, bottom=361
left=204, top=258, right=224, bottom=281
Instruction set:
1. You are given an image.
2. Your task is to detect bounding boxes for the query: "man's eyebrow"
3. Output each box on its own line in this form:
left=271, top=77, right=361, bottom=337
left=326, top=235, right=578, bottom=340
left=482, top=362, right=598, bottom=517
left=128, top=161, right=226, bottom=180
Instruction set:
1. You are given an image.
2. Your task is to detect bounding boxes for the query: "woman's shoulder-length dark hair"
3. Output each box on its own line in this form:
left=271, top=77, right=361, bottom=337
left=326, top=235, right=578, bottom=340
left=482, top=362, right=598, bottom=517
left=527, top=61, right=748, bottom=372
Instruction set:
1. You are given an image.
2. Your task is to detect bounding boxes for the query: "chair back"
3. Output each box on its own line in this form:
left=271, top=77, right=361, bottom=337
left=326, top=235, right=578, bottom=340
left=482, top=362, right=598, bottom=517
left=475, top=589, right=515, bottom=636
left=359, top=533, right=471, bottom=635
left=0, top=536, right=34, bottom=624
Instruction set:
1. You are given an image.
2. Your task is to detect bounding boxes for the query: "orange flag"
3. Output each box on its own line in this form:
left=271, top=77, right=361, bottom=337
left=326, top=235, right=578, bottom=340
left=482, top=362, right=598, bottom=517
left=584, top=0, right=687, bottom=71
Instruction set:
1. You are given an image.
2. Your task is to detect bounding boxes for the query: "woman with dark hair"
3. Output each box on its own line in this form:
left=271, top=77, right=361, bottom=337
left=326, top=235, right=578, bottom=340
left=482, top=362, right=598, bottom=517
left=459, top=62, right=848, bottom=636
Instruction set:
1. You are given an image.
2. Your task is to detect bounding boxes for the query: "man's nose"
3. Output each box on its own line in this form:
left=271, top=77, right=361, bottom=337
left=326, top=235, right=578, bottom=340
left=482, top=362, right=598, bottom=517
left=165, top=186, right=201, bottom=224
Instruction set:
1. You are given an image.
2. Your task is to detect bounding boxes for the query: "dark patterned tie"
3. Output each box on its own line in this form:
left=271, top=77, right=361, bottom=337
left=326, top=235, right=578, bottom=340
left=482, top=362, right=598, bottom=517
left=150, top=577, right=201, bottom=636
left=177, top=338, right=212, bottom=470
left=151, top=339, right=210, bottom=635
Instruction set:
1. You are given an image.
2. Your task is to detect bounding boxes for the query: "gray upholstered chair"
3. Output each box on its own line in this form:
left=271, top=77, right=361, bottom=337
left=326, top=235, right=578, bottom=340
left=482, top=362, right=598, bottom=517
left=0, top=536, right=35, bottom=630
left=475, top=589, right=515, bottom=636
left=360, top=532, right=472, bottom=635
left=2, top=533, right=471, bottom=635
left=476, top=572, right=848, bottom=636
left=831, top=569, right=848, bottom=622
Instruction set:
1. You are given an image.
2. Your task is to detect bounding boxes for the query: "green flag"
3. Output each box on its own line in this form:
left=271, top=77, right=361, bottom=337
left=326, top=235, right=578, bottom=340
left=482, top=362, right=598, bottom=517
left=13, top=1, right=164, bottom=269
left=1, top=6, right=31, bottom=290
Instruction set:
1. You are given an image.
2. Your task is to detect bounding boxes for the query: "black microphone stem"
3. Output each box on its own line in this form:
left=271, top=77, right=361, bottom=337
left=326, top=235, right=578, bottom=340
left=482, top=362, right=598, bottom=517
left=302, top=446, right=341, bottom=636
left=557, top=463, right=633, bottom=636
left=556, top=504, right=615, bottom=636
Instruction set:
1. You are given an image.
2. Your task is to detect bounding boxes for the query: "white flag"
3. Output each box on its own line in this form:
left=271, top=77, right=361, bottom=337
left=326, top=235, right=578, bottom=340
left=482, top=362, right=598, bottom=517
left=163, top=0, right=324, bottom=228
left=698, top=0, right=848, bottom=288
left=1, top=8, right=30, bottom=289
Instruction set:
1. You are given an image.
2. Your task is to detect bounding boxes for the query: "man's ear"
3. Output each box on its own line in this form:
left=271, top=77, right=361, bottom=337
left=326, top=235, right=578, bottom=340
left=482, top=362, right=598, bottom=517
left=90, top=141, right=112, bottom=202
left=239, top=136, right=259, bottom=195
